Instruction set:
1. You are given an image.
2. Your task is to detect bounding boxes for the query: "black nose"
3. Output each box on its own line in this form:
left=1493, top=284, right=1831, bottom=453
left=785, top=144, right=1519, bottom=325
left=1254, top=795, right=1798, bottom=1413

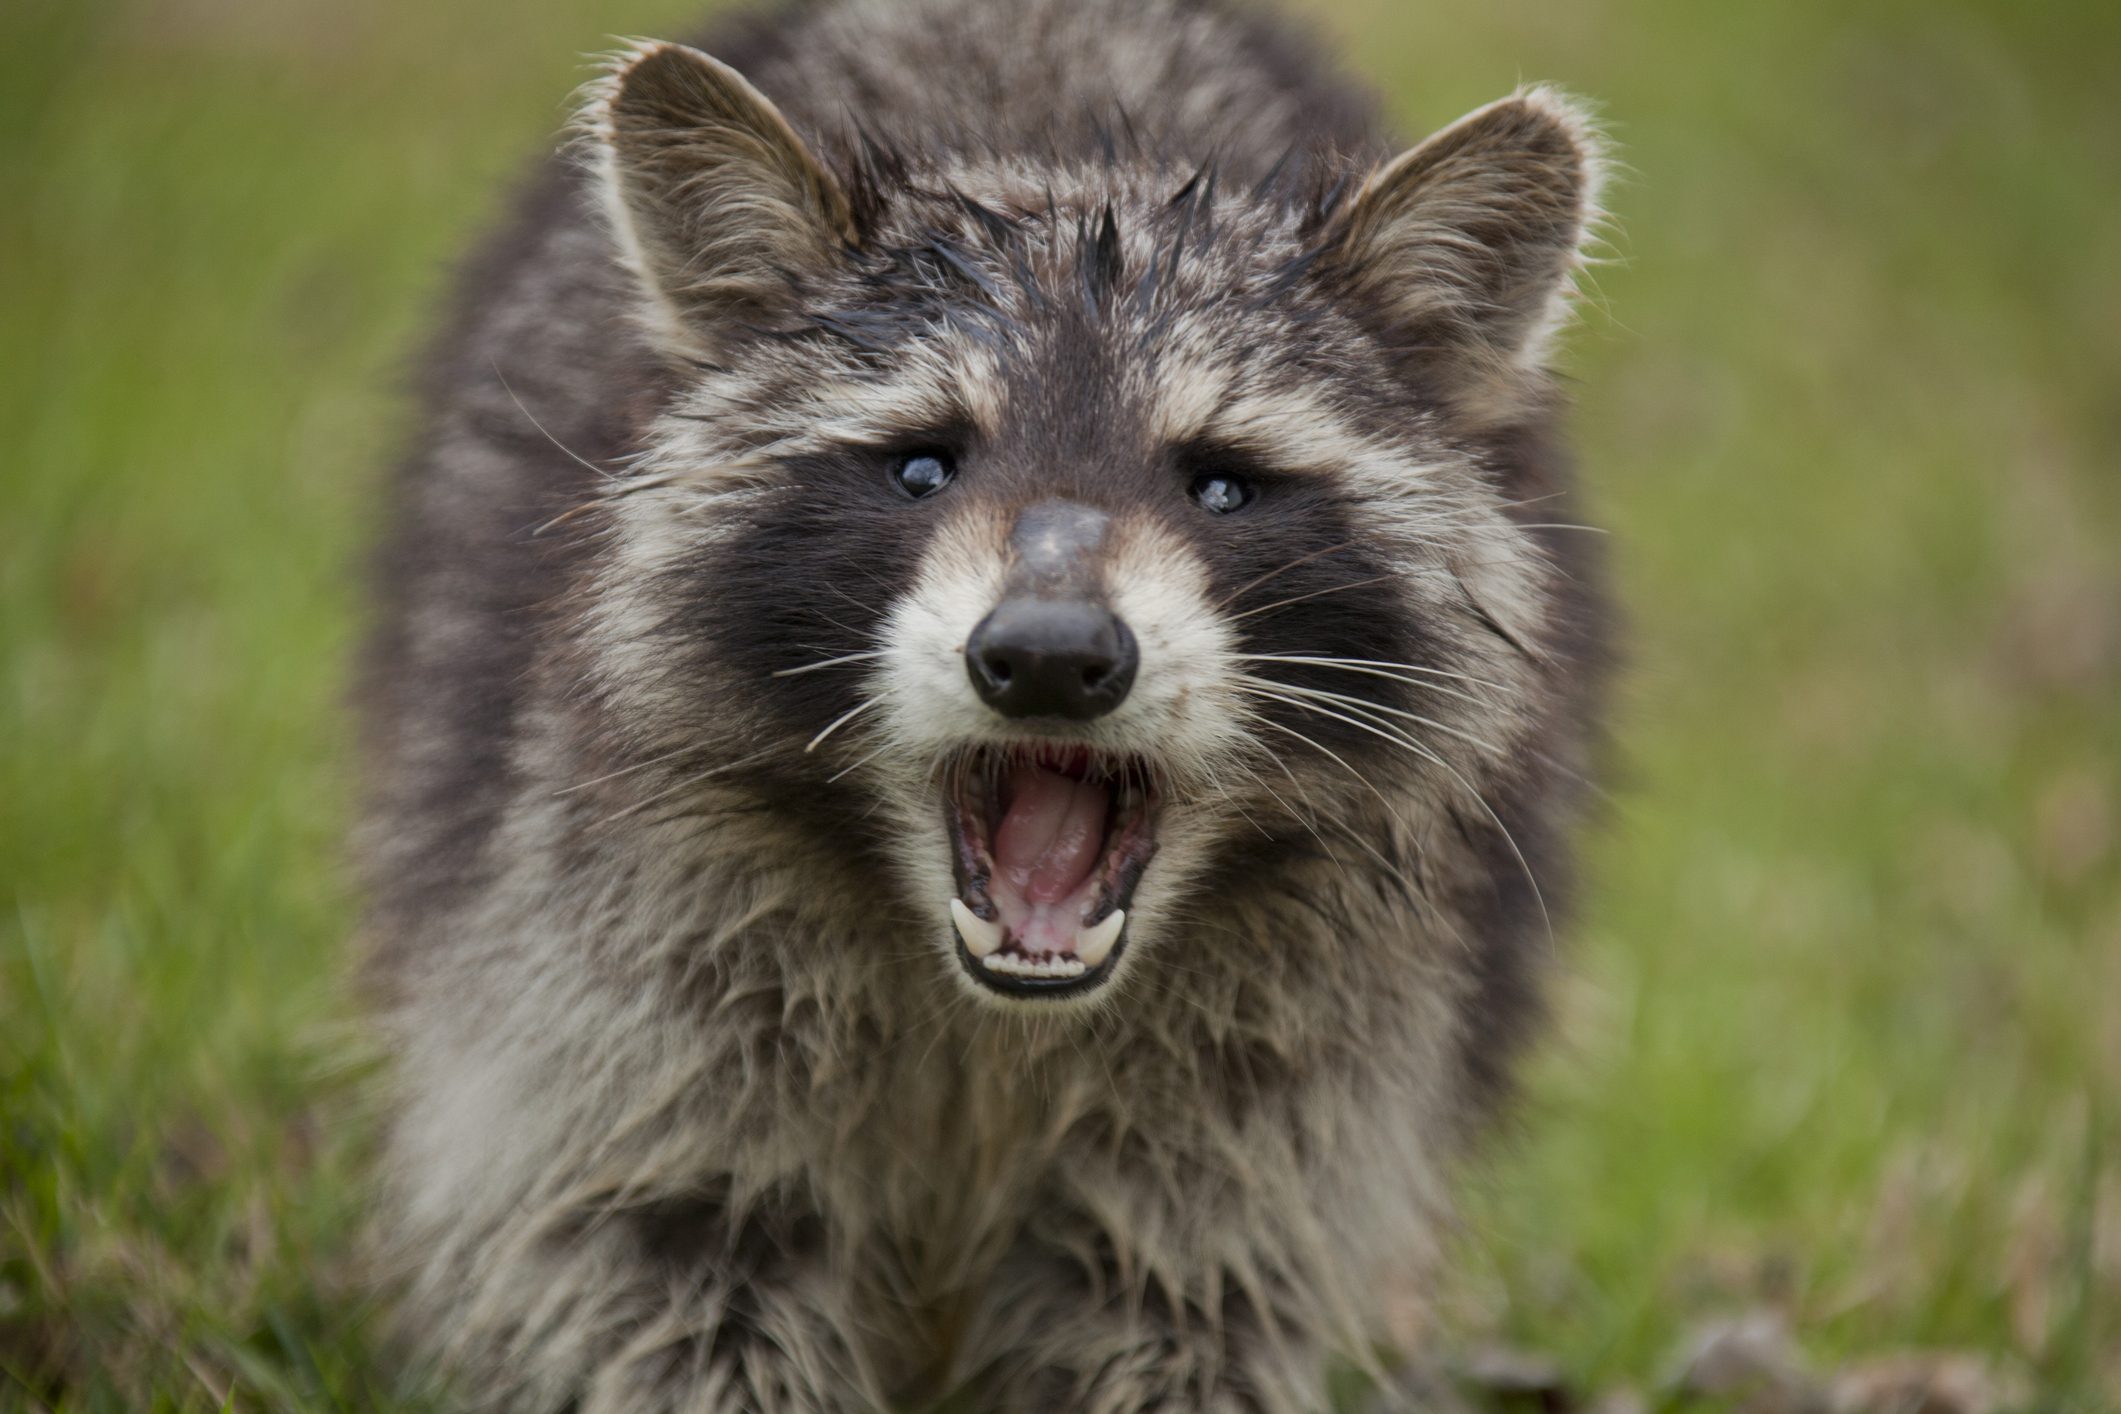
left=966, top=599, right=1139, bottom=720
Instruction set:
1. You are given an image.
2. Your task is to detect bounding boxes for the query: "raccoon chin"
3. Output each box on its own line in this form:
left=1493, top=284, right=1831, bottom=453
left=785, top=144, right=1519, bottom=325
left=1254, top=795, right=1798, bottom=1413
left=943, top=743, right=1160, bottom=999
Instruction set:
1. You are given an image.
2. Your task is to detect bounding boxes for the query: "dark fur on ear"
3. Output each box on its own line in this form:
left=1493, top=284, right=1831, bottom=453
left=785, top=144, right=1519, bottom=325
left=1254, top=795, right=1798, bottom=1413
left=1326, top=85, right=1605, bottom=416
left=583, top=40, right=857, bottom=354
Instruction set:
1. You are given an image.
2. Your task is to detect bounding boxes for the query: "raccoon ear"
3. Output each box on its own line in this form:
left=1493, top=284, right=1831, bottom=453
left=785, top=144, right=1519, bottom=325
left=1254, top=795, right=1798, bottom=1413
left=1327, top=86, right=1605, bottom=401
left=584, top=41, right=856, bottom=355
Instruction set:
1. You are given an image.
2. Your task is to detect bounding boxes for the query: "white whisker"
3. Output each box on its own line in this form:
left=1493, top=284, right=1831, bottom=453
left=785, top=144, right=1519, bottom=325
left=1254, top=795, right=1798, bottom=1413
left=1241, top=686, right=1554, bottom=948
left=494, top=363, right=624, bottom=485
left=1237, top=675, right=1503, bottom=757
left=1212, top=539, right=1362, bottom=612
left=1237, top=658, right=1495, bottom=714
left=1243, top=713, right=1463, bottom=917
left=1238, top=654, right=1505, bottom=693
left=528, top=471, right=692, bottom=535
left=1240, top=685, right=1442, bottom=768
left=825, top=740, right=894, bottom=783
left=805, top=698, right=880, bottom=753
left=588, top=740, right=791, bottom=827
left=1226, top=574, right=1398, bottom=623
left=552, top=742, right=702, bottom=797
left=772, top=650, right=886, bottom=677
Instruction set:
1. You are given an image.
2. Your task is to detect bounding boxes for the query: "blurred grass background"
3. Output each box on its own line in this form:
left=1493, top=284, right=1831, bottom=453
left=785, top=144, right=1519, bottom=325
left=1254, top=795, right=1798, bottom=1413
left=2, top=0, right=2117, bottom=1407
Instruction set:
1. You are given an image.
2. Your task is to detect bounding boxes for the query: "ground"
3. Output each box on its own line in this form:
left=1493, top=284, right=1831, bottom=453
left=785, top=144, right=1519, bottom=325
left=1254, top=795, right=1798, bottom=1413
left=2, top=0, right=2118, bottom=1408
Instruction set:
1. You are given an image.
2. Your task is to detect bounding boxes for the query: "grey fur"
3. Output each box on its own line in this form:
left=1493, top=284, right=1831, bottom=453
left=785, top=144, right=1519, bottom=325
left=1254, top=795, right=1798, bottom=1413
left=359, top=1, right=1611, bottom=1410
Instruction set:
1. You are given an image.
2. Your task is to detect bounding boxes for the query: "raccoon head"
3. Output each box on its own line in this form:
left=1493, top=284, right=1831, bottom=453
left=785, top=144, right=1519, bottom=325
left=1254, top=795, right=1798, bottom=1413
left=576, top=41, right=1605, bottom=1007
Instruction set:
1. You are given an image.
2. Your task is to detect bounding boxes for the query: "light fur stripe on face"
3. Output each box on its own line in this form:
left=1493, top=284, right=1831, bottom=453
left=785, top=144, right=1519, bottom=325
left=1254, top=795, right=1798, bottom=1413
left=1205, top=384, right=1448, bottom=496
left=876, top=498, right=1014, bottom=753
left=1098, top=512, right=1249, bottom=777
left=874, top=502, right=1243, bottom=782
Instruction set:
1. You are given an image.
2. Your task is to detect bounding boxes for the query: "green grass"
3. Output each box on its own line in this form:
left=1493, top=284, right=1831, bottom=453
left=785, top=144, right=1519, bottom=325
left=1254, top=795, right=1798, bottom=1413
left=3, top=0, right=2117, bottom=1407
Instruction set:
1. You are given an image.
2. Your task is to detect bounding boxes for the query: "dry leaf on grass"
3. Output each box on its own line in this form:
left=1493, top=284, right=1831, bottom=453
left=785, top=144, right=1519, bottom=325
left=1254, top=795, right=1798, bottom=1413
left=1456, top=1343, right=1575, bottom=1412
left=1669, top=1309, right=1826, bottom=1414
left=1826, top=1351, right=2032, bottom=1414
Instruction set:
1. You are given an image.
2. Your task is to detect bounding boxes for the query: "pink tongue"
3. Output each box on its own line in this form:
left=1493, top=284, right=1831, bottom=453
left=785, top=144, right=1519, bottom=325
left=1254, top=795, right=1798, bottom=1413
left=993, top=766, right=1109, bottom=905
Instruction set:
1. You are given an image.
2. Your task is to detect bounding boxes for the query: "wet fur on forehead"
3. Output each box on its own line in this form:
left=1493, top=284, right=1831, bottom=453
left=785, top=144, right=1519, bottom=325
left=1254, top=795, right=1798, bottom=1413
left=574, top=31, right=1609, bottom=552
left=620, top=156, right=1453, bottom=500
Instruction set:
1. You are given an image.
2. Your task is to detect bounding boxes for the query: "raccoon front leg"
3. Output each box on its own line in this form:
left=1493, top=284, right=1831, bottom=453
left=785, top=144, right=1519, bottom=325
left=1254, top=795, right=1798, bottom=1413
left=577, top=1268, right=874, bottom=1414
left=964, top=1233, right=1331, bottom=1414
left=424, top=1192, right=886, bottom=1414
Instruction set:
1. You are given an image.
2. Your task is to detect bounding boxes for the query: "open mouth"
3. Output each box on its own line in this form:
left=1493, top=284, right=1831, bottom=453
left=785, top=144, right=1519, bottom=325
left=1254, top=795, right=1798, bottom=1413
left=944, top=744, right=1159, bottom=998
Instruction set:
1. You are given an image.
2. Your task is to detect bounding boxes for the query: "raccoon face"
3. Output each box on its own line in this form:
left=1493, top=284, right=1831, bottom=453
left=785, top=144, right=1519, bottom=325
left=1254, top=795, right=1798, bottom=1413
left=579, top=42, right=1604, bottom=1006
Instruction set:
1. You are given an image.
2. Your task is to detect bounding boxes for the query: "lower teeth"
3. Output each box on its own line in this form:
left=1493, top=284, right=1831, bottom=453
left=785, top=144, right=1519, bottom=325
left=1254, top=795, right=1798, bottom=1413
left=981, top=953, right=1088, bottom=979
left=951, top=904, right=1127, bottom=981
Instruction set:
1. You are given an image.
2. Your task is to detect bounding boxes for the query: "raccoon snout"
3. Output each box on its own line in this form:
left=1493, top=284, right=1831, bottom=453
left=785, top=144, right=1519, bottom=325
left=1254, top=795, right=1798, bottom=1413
left=965, top=600, right=1139, bottom=720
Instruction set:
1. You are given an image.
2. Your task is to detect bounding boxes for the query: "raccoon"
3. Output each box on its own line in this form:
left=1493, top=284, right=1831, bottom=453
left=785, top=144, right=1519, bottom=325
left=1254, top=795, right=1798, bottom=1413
left=359, top=0, right=1609, bottom=1409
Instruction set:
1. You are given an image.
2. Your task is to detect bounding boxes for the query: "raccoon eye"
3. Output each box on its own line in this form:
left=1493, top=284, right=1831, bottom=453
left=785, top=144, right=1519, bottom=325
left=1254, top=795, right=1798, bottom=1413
left=890, top=452, right=955, bottom=499
left=1190, top=473, right=1252, bottom=514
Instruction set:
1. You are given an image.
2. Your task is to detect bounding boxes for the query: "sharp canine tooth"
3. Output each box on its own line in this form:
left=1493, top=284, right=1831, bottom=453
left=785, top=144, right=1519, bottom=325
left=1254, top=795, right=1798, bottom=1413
left=950, top=899, right=1003, bottom=957
left=1075, top=910, right=1124, bottom=967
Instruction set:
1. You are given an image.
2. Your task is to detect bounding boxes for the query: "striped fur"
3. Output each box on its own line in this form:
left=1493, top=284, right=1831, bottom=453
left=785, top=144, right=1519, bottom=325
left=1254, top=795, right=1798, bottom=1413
left=359, top=1, right=1611, bottom=1409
